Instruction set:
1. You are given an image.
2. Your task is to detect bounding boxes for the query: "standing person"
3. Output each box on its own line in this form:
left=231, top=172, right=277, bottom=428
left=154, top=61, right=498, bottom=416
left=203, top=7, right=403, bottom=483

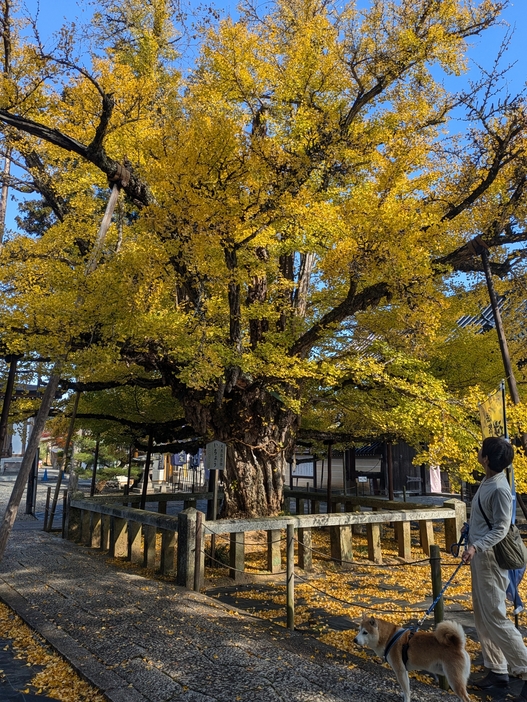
left=462, top=436, right=527, bottom=699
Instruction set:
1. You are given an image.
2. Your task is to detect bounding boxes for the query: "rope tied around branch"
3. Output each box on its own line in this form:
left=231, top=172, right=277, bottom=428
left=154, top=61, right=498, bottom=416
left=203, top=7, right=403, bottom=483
left=109, top=162, right=131, bottom=189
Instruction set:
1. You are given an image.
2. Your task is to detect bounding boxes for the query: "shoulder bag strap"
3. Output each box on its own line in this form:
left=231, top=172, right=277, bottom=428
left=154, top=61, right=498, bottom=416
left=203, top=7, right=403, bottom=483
left=477, top=493, right=493, bottom=530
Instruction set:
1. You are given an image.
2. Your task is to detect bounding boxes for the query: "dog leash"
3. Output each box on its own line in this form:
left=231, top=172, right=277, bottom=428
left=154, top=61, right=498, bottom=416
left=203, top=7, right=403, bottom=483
left=396, top=526, right=469, bottom=666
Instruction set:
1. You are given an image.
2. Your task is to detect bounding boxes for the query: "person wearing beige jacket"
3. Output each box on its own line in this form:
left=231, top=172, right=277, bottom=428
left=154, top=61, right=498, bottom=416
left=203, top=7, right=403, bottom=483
left=462, top=436, right=527, bottom=700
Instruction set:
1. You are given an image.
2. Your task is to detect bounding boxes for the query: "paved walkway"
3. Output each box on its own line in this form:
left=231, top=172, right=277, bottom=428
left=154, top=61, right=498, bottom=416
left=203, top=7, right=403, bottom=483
left=0, top=523, right=462, bottom=702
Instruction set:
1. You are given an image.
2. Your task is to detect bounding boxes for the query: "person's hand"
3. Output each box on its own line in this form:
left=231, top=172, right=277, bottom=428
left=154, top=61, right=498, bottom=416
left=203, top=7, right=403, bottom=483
left=461, top=545, right=476, bottom=563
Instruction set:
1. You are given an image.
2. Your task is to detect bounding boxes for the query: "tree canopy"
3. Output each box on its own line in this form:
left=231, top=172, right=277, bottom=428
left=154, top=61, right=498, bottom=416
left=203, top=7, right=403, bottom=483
left=0, top=0, right=527, bottom=515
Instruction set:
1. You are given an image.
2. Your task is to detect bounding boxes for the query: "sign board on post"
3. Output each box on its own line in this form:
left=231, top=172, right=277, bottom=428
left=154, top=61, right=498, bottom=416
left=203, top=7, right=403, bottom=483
left=205, top=441, right=226, bottom=471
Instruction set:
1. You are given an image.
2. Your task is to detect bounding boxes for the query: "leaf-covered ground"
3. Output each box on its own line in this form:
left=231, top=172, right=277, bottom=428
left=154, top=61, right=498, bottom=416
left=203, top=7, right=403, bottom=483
left=0, top=603, right=106, bottom=701
left=203, top=523, right=527, bottom=700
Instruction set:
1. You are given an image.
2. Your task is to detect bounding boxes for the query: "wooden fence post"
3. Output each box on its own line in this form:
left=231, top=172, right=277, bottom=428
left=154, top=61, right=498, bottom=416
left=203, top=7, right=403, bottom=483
left=81, top=510, right=91, bottom=546
left=395, top=521, right=412, bottom=560
left=128, top=521, right=142, bottom=563
left=91, top=513, right=102, bottom=549
left=110, top=516, right=128, bottom=558
left=177, top=507, right=197, bottom=588
left=297, top=527, right=313, bottom=571
left=419, top=520, right=434, bottom=556
left=143, top=525, right=157, bottom=569
left=330, top=524, right=353, bottom=567
left=267, top=529, right=282, bottom=573
left=67, top=505, right=81, bottom=542
left=229, top=532, right=245, bottom=581
left=100, top=515, right=110, bottom=551
left=443, top=499, right=466, bottom=553
left=366, top=523, right=382, bottom=563
left=160, top=529, right=177, bottom=575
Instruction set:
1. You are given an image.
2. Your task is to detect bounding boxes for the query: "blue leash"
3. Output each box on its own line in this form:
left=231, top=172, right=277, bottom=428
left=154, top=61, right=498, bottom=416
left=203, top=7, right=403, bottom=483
left=415, top=522, right=469, bottom=632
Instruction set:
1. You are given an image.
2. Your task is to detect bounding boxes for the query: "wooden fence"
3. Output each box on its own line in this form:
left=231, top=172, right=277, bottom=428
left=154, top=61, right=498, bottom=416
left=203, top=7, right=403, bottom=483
left=67, top=495, right=466, bottom=594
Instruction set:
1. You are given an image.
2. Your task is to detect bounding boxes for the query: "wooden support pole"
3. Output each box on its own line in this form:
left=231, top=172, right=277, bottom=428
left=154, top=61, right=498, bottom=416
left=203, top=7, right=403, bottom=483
left=0, top=354, right=19, bottom=457
left=90, top=436, right=100, bottom=498
left=140, top=433, right=154, bottom=511
left=125, top=444, right=134, bottom=496
left=387, top=441, right=394, bottom=502
left=47, top=389, right=80, bottom=532
left=43, top=487, right=51, bottom=532
left=286, top=523, right=295, bottom=630
left=194, top=511, right=204, bottom=591
left=326, top=441, right=333, bottom=514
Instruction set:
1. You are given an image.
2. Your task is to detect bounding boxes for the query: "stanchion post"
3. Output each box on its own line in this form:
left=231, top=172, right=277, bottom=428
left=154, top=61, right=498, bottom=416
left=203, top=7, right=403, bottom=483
left=430, top=544, right=448, bottom=690
left=286, top=523, right=295, bottom=630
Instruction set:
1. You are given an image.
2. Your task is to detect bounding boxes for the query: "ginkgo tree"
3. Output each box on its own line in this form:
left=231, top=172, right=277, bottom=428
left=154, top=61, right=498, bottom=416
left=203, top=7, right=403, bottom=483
left=0, top=0, right=526, bottom=517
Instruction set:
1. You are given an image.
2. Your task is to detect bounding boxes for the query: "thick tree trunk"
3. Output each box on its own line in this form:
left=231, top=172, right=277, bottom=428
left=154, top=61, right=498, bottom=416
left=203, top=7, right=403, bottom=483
left=183, top=383, right=298, bottom=518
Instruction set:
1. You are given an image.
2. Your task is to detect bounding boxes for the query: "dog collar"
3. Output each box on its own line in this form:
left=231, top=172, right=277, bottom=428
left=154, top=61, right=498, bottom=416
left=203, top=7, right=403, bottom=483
left=383, top=628, right=408, bottom=662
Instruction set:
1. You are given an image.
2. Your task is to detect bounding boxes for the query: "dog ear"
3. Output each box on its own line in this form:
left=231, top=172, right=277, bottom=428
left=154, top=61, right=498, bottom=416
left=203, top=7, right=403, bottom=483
left=369, top=617, right=376, bottom=626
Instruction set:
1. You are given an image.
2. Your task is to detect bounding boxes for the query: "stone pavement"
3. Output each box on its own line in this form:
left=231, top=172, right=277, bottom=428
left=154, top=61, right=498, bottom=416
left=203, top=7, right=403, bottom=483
left=0, top=524, right=463, bottom=702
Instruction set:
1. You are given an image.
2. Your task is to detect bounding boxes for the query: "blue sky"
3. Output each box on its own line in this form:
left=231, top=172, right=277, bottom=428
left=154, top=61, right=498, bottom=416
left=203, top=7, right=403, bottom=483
left=25, top=0, right=526, bottom=92
left=7, top=0, right=526, bottom=233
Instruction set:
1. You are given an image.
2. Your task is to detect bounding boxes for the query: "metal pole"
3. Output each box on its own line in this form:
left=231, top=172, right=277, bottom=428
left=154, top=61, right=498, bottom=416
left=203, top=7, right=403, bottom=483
left=90, top=436, right=100, bottom=497
left=140, top=433, right=154, bottom=510
left=286, top=523, right=295, bottom=630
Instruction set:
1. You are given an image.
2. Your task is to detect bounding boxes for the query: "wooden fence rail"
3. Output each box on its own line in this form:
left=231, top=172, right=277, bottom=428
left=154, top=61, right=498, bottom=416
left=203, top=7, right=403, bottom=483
left=67, top=496, right=466, bottom=589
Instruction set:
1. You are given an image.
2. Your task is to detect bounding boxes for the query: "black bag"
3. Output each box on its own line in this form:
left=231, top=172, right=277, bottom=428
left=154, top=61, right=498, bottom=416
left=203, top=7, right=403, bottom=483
left=477, top=494, right=527, bottom=570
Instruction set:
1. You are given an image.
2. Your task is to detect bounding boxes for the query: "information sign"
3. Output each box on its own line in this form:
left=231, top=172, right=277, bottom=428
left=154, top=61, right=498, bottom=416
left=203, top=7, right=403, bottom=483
left=205, top=441, right=226, bottom=471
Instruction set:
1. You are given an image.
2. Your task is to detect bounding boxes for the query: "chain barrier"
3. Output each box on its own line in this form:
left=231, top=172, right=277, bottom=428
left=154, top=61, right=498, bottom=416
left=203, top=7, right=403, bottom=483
left=203, top=523, right=287, bottom=546
left=292, top=535, right=431, bottom=568
left=202, top=549, right=287, bottom=576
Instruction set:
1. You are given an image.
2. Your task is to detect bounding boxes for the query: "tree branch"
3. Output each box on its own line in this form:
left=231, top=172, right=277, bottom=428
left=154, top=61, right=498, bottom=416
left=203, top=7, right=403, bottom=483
left=0, top=110, right=153, bottom=206
left=289, top=281, right=391, bottom=358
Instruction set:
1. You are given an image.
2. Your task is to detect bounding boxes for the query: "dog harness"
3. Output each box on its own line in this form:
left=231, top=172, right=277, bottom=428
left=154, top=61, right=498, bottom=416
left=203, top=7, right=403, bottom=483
left=383, top=628, right=408, bottom=662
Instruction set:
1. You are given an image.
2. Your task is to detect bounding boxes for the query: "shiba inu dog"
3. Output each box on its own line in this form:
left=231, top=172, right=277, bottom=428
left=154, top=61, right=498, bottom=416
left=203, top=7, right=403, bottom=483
left=353, top=613, right=471, bottom=702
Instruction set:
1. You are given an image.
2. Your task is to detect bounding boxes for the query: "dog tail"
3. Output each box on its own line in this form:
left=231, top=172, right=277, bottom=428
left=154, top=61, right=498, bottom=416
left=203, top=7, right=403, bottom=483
left=434, top=621, right=466, bottom=648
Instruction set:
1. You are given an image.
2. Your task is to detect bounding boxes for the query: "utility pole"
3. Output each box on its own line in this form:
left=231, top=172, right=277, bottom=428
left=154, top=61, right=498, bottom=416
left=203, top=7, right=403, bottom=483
left=469, top=235, right=527, bottom=518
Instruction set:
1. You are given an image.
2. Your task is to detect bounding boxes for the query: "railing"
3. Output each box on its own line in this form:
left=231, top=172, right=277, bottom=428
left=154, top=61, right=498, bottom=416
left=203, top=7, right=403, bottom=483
left=66, top=494, right=466, bottom=594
